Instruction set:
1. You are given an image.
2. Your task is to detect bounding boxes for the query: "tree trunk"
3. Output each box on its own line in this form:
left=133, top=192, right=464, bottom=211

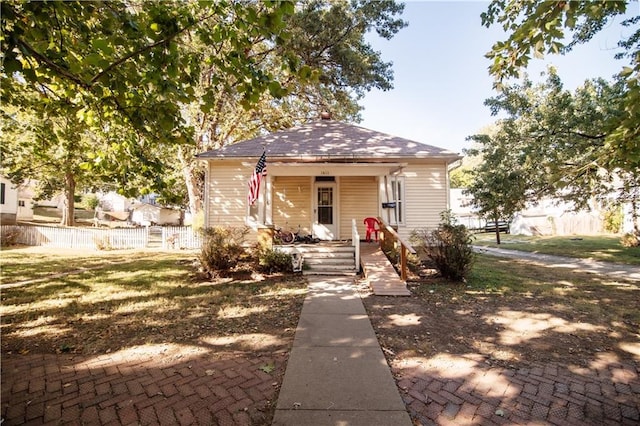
left=493, top=210, right=501, bottom=245
left=183, top=164, right=202, bottom=217
left=61, top=172, right=76, bottom=227
left=631, top=195, right=639, bottom=235
left=178, top=147, right=203, bottom=217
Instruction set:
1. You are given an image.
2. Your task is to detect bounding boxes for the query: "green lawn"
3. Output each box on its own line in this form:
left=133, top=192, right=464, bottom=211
left=473, top=233, right=640, bottom=265
left=1, top=247, right=307, bottom=355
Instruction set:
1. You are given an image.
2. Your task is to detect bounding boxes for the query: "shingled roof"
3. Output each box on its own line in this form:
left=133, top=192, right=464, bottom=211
left=196, top=120, right=460, bottom=162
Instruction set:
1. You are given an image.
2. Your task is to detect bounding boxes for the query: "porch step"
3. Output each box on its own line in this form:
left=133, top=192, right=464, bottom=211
left=276, top=243, right=358, bottom=275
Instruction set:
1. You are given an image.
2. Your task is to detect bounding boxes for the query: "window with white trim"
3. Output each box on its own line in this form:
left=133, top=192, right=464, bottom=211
left=391, top=177, right=405, bottom=225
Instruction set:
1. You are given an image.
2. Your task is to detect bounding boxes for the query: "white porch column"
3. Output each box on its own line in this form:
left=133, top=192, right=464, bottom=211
left=265, top=174, right=273, bottom=225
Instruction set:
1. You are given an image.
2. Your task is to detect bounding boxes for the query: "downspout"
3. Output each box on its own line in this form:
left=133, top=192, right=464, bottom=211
left=203, top=161, right=210, bottom=229
left=392, top=174, right=398, bottom=225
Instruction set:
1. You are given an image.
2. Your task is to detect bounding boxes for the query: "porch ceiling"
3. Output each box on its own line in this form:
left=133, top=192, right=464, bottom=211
left=260, top=162, right=407, bottom=177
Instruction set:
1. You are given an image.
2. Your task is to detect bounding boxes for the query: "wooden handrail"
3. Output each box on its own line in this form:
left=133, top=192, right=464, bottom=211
left=377, top=217, right=416, bottom=282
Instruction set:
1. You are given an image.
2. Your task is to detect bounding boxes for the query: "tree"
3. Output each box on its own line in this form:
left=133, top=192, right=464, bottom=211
left=1, top=1, right=299, bottom=225
left=482, top=0, right=639, bottom=174
left=178, top=0, right=407, bottom=215
left=466, top=69, right=639, bottom=241
left=2, top=0, right=406, bottom=223
left=464, top=132, right=530, bottom=245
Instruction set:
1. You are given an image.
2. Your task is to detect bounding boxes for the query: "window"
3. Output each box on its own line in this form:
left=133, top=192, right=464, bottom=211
left=0, top=183, right=5, bottom=205
left=391, top=177, right=405, bottom=225
left=18, top=200, right=25, bottom=207
left=248, top=202, right=259, bottom=223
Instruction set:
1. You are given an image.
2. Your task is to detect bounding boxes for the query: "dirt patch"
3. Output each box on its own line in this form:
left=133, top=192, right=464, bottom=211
left=361, top=257, right=640, bottom=370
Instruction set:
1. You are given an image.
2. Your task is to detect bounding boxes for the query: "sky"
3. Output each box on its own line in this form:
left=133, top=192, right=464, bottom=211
left=358, top=1, right=638, bottom=155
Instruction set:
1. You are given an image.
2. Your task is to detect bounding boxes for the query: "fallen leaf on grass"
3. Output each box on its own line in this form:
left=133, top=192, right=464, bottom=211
left=259, top=364, right=275, bottom=374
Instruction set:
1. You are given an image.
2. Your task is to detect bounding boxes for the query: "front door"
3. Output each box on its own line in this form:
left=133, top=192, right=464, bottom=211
left=313, top=183, right=337, bottom=240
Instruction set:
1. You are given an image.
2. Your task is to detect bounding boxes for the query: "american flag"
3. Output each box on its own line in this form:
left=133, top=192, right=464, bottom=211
left=248, top=150, right=267, bottom=205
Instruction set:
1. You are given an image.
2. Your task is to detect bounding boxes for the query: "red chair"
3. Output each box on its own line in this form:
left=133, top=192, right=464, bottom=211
left=363, top=217, right=380, bottom=243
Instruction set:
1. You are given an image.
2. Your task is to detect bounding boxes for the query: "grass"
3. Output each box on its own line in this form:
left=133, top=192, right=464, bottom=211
left=1, top=246, right=147, bottom=284
left=466, top=254, right=640, bottom=327
left=369, top=253, right=640, bottom=372
left=473, top=233, right=640, bottom=265
left=1, top=247, right=307, bottom=355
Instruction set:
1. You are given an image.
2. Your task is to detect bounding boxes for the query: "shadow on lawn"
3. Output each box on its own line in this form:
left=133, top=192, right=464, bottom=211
left=0, top=255, right=307, bottom=356
left=362, top=256, right=640, bottom=424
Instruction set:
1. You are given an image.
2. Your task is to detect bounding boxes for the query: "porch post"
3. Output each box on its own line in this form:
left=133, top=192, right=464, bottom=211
left=265, top=174, right=273, bottom=225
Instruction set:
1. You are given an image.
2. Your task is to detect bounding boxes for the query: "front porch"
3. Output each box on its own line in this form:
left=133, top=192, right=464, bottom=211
left=250, top=164, right=405, bottom=242
left=275, top=239, right=411, bottom=296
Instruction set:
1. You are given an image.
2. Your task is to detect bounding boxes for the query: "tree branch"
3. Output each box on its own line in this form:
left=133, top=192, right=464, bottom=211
left=16, top=39, right=90, bottom=89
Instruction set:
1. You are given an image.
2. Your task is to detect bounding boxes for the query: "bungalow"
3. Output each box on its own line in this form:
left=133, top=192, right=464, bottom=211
left=196, top=117, right=461, bottom=242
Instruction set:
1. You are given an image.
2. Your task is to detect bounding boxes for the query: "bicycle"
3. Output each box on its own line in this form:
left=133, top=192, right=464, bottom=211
left=274, top=226, right=294, bottom=244
left=292, top=225, right=320, bottom=244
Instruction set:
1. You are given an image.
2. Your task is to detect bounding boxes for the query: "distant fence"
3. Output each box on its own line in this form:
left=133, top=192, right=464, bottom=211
left=1, top=225, right=149, bottom=250
left=1, top=225, right=203, bottom=250
left=511, top=213, right=604, bottom=236
left=161, top=226, right=202, bottom=249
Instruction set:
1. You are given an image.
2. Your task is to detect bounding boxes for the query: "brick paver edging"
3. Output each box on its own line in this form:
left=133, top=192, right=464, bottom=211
left=2, top=347, right=287, bottom=425
left=393, top=353, right=640, bottom=425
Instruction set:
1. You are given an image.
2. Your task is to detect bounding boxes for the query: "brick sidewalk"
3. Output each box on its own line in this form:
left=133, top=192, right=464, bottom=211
left=393, top=352, right=640, bottom=425
left=1, top=344, right=286, bottom=425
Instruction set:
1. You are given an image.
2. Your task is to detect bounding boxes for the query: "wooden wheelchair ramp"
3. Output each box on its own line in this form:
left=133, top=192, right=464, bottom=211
left=359, top=243, right=410, bottom=296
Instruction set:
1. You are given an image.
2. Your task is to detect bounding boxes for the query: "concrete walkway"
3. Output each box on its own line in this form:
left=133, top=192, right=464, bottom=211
left=272, top=276, right=412, bottom=425
left=474, top=245, right=640, bottom=282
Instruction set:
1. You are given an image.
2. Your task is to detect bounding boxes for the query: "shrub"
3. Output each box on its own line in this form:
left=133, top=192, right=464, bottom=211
left=1, top=227, right=21, bottom=246
left=603, top=204, right=623, bottom=233
left=257, top=248, right=293, bottom=274
left=621, top=232, right=640, bottom=248
left=81, top=194, right=100, bottom=211
left=199, top=226, right=249, bottom=277
left=191, top=210, right=205, bottom=232
left=411, top=211, right=475, bottom=282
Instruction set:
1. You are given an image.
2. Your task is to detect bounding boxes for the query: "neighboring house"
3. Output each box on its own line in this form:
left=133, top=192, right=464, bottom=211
left=450, top=188, right=483, bottom=230
left=99, top=191, right=132, bottom=212
left=130, top=202, right=181, bottom=226
left=196, top=118, right=461, bottom=242
left=450, top=188, right=607, bottom=236
left=35, top=193, right=65, bottom=209
left=0, top=176, right=19, bottom=224
left=17, top=181, right=35, bottom=221
left=139, top=193, right=159, bottom=205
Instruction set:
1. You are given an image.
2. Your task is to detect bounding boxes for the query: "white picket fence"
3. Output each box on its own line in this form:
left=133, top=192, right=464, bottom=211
left=1, top=225, right=202, bottom=250
left=161, top=226, right=202, bottom=249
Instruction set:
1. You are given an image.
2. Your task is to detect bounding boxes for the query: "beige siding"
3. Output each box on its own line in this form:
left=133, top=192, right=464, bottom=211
left=205, top=161, right=249, bottom=229
left=398, top=163, right=449, bottom=240
left=272, top=176, right=312, bottom=234
left=339, top=176, right=379, bottom=240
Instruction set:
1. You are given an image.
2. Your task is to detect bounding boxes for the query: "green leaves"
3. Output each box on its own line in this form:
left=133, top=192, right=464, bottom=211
left=482, top=1, right=637, bottom=173
left=468, top=69, right=638, bottom=224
